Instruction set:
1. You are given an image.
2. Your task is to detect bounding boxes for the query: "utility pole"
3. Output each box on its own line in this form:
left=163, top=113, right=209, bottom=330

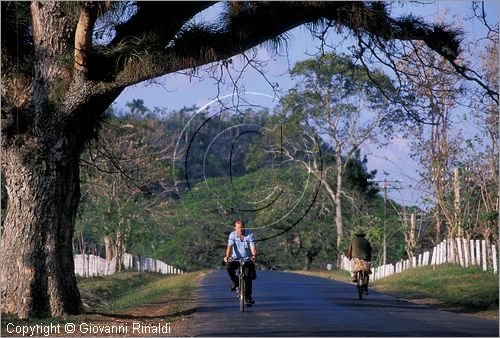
left=367, top=177, right=402, bottom=266
left=383, top=179, right=387, bottom=265
left=453, top=167, right=461, bottom=237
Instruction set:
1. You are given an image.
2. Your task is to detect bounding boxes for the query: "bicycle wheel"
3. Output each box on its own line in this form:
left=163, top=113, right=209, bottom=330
left=239, top=273, right=245, bottom=312
left=357, top=272, right=364, bottom=300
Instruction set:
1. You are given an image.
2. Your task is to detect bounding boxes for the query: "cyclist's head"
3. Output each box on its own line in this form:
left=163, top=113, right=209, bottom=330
left=234, top=218, right=245, bottom=232
left=233, top=218, right=245, bottom=228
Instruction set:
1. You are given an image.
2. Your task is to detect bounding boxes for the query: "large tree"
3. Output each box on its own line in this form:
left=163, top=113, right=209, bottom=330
left=0, top=1, right=473, bottom=318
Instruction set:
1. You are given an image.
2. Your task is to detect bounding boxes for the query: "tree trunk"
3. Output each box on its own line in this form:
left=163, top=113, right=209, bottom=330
left=114, top=229, right=124, bottom=273
left=1, top=135, right=83, bottom=318
left=335, top=156, right=344, bottom=268
left=103, top=235, right=114, bottom=261
left=304, top=252, right=312, bottom=270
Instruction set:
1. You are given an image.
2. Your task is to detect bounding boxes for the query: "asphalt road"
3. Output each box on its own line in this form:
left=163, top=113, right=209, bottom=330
left=183, top=269, right=498, bottom=337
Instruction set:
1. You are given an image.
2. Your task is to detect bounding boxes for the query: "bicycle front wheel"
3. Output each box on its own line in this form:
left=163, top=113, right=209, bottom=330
left=239, top=276, right=245, bottom=312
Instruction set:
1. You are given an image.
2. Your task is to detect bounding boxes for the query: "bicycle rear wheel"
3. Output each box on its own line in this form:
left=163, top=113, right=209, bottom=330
left=357, top=272, right=364, bottom=300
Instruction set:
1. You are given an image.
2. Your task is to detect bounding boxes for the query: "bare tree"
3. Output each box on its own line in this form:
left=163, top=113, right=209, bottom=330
left=274, top=53, right=396, bottom=266
left=396, top=39, right=466, bottom=244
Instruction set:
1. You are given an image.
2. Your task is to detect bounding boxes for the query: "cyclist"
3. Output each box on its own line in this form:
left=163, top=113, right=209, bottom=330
left=223, top=218, right=257, bottom=305
left=347, top=229, right=372, bottom=282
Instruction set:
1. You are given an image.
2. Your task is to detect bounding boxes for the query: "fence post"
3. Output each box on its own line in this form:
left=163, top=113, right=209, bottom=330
left=456, top=238, right=464, bottom=266
left=462, top=238, right=469, bottom=267
left=436, top=243, right=441, bottom=265
left=449, top=239, right=455, bottom=263
left=443, top=240, right=448, bottom=263
left=441, top=239, right=447, bottom=264
left=492, top=244, right=498, bottom=274
left=447, top=240, right=453, bottom=263
left=88, top=255, right=91, bottom=277
left=81, top=254, right=86, bottom=277
left=469, top=240, right=475, bottom=266
left=86, top=254, right=90, bottom=278
left=482, top=240, right=487, bottom=271
left=475, top=240, right=481, bottom=267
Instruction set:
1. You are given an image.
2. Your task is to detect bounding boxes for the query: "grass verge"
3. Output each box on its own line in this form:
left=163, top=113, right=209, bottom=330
left=371, top=264, right=498, bottom=318
left=78, top=271, right=206, bottom=312
left=2, top=271, right=207, bottom=335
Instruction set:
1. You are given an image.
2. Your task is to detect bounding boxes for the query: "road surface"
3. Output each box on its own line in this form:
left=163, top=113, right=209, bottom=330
left=181, top=269, right=498, bottom=336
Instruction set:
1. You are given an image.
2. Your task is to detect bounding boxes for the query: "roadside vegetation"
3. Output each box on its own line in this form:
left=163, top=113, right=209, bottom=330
left=293, top=264, right=498, bottom=319
left=2, top=271, right=206, bottom=332
left=371, top=264, right=498, bottom=316
left=78, top=271, right=206, bottom=312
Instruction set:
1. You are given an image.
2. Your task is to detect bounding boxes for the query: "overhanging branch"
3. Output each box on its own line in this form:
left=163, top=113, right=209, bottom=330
left=90, top=1, right=480, bottom=104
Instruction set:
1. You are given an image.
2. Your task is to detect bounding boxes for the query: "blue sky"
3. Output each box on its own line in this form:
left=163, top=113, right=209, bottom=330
left=113, top=1, right=498, bottom=208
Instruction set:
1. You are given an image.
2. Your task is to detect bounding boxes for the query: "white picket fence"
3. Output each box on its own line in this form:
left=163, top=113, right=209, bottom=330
left=74, top=253, right=183, bottom=278
left=341, top=238, right=498, bottom=281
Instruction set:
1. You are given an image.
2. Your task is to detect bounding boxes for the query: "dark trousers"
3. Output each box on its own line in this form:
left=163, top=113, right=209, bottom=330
left=227, top=261, right=256, bottom=298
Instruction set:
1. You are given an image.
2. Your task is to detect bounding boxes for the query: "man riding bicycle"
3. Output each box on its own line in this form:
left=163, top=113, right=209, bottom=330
left=223, top=219, right=257, bottom=305
left=347, top=229, right=372, bottom=282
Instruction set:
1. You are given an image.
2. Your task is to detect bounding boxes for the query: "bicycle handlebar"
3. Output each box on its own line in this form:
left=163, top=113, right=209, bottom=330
left=227, top=257, right=253, bottom=263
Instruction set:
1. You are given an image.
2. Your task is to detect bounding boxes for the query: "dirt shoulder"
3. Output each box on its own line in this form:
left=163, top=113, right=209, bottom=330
left=2, top=272, right=208, bottom=337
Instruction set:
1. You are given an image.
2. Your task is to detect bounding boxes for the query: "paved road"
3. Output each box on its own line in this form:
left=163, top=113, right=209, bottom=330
left=184, top=270, right=498, bottom=336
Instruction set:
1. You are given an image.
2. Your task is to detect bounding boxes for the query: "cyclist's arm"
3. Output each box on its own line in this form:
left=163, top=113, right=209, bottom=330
left=249, top=233, right=257, bottom=260
left=224, top=244, right=232, bottom=262
left=224, top=234, right=235, bottom=262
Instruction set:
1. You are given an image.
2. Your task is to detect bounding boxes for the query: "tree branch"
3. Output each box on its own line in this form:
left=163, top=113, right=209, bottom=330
left=106, top=1, right=463, bottom=89
left=74, top=2, right=99, bottom=75
left=109, top=1, right=216, bottom=48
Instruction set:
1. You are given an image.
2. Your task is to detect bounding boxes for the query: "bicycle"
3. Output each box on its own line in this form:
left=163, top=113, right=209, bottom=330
left=228, top=257, right=253, bottom=312
left=356, top=270, right=369, bottom=300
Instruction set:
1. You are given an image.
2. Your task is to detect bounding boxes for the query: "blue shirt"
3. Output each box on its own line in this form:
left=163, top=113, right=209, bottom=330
left=228, top=230, right=255, bottom=259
